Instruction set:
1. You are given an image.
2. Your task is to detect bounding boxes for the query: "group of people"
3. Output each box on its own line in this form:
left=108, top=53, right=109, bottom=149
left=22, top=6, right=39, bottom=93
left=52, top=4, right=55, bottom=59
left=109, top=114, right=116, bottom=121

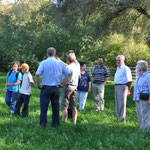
left=4, top=47, right=150, bottom=131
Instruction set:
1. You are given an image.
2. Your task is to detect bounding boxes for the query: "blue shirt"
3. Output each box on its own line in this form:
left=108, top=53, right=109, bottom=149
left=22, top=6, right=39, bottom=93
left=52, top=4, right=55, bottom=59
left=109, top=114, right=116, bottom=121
left=67, top=60, right=80, bottom=86
left=133, top=71, right=150, bottom=101
left=36, top=57, right=70, bottom=86
left=6, top=71, right=22, bottom=92
left=93, top=65, right=109, bottom=85
left=77, top=72, right=91, bottom=92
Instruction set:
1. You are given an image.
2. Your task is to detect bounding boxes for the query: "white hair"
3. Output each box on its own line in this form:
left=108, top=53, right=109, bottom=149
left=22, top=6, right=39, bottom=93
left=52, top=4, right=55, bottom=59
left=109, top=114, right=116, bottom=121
left=116, top=55, right=125, bottom=61
left=137, top=60, right=148, bottom=72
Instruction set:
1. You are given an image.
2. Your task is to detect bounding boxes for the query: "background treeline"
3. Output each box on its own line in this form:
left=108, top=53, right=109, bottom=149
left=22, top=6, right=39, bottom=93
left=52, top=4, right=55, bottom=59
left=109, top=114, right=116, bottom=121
left=1, top=0, right=150, bottom=72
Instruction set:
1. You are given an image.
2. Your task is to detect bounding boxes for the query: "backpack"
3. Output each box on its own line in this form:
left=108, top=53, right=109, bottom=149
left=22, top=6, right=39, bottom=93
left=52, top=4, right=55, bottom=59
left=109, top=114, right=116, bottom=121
left=8, top=70, right=22, bottom=92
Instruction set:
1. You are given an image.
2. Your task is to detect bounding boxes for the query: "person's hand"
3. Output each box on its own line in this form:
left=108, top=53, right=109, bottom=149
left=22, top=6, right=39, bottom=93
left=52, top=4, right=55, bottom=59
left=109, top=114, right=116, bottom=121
left=6, top=83, right=11, bottom=87
left=4, top=87, right=7, bottom=92
left=55, top=57, right=61, bottom=61
left=88, top=88, right=91, bottom=92
left=127, top=90, right=131, bottom=97
left=38, top=85, right=44, bottom=90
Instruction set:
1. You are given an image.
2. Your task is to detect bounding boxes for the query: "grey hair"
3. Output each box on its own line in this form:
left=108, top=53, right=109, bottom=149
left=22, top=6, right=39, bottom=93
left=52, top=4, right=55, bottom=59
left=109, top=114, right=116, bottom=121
left=116, top=55, right=125, bottom=61
left=137, top=60, right=148, bottom=72
left=47, top=47, right=56, bottom=56
left=66, top=50, right=75, bottom=56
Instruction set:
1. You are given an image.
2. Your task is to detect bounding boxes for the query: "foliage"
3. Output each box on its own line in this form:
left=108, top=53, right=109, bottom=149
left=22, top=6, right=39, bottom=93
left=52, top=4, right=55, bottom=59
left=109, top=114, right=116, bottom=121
left=1, top=0, right=150, bottom=71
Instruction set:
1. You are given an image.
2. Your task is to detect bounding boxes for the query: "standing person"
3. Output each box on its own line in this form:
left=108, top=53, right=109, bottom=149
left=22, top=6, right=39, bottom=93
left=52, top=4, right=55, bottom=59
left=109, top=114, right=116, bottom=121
left=35, top=47, right=70, bottom=127
left=5, top=61, right=22, bottom=114
left=133, top=60, right=150, bottom=130
left=114, top=55, right=132, bottom=122
left=14, top=63, right=34, bottom=117
left=76, top=62, right=91, bottom=110
left=92, top=57, right=109, bottom=111
left=61, top=50, right=80, bottom=125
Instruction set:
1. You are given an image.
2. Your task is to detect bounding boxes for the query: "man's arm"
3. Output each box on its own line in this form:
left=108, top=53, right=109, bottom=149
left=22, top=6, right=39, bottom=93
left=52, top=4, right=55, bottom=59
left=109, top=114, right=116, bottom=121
left=88, top=82, right=91, bottom=92
left=60, top=74, right=71, bottom=87
left=127, top=81, right=132, bottom=96
left=104, top=77, right=109, bottom=85
left=35, top=74, right=43, bottom=89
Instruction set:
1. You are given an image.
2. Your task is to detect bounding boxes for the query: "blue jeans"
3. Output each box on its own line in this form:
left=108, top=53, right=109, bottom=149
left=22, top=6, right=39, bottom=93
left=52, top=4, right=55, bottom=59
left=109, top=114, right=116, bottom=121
left=40, top=86, right=60, bottom=127
left=5, top=90, right=19, bottom=111
left=76, top=91, right=88, bottom=110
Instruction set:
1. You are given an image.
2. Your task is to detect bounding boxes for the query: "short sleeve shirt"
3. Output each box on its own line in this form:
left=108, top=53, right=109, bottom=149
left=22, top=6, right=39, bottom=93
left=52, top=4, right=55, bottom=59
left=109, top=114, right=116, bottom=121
left=6, top=71, right=22, bottom=92
left=114, top=65, right=132, bottom=84
left=93, top=65, right=109, bottom=85
left=36, top=57, right=70, bottom=86
left=77, top=72, right=91, bottom=92
left=20, top=72, right=34, bottom=95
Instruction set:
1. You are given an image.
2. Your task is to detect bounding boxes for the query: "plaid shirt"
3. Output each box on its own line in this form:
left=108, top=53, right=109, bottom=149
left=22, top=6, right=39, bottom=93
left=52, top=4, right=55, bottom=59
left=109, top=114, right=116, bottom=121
left=93, top=65, right=109, bottom=85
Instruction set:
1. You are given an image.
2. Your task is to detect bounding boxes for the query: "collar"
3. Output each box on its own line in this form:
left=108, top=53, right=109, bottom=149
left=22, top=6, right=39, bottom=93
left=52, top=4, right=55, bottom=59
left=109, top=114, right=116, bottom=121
left=118, top=64, right=125, bottom=68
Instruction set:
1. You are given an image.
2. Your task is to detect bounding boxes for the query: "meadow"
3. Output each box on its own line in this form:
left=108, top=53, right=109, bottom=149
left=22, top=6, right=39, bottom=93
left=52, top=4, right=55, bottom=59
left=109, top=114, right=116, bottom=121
left=0, top=74, right=150, bottom=150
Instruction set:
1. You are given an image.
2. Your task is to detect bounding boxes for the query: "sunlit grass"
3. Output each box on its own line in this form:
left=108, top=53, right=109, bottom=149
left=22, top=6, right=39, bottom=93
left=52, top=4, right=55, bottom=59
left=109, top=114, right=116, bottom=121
left=0, top=76, right=150, bottom=149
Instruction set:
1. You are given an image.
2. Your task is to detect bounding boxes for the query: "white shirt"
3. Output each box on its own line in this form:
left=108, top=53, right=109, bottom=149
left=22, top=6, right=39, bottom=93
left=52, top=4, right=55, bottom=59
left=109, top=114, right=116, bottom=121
left=20, top=72, right=34, bottom=95
left=114, top=65, right=132, bottom=84
left=67, top=60, right=80, bottom=86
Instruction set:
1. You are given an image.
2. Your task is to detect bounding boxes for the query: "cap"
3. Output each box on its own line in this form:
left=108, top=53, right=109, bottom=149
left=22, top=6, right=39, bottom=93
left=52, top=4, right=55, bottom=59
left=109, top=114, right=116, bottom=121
left=20, top=63, right=29, bottom=70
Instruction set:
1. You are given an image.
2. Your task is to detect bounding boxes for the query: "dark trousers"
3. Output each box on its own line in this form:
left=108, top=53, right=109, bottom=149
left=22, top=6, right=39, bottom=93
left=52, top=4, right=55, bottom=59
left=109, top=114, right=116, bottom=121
left=40, top=86, right=60, bottom=127
left=14, top=93, right=30, bottom=117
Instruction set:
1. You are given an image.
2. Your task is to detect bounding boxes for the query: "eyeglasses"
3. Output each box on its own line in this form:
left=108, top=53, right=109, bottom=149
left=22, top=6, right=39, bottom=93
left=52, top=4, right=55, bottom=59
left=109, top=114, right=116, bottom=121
left=116, top=60, right=121, bottom=62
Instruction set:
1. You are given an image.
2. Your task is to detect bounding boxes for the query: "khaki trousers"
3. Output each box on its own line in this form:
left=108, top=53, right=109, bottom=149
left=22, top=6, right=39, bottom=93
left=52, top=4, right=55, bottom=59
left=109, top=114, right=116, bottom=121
left=115, top=85, right=128, bottom=121
left=136, top=100, right=150, bottom=130
left=93, top=83, right=104, bottom=111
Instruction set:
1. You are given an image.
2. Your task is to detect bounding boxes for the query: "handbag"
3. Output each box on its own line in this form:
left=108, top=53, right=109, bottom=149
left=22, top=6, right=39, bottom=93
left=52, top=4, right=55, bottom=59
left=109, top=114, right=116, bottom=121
left=139, top=93, right=149, bottom=101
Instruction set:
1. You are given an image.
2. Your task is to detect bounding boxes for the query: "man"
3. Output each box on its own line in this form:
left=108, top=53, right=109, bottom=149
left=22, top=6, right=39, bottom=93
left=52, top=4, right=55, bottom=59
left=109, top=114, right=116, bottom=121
left=61, top=50, right=80, bottom=125
left=114, top=55, right=132, bottom=122
left=35, top=47, right=70, bottom=127
left=93, top=57, right=109, bottom=111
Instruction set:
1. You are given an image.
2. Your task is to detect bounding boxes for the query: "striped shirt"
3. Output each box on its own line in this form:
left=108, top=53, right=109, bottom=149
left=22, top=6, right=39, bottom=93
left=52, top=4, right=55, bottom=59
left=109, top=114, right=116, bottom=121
left=93, top=65, right=109, bottom=85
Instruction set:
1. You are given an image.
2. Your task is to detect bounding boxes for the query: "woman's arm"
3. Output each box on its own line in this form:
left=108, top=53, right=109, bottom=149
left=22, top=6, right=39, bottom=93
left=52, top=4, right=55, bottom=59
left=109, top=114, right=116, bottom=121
left=7, top=80, right=20, bottom=86
left=4, top=79, right=8, bottom=92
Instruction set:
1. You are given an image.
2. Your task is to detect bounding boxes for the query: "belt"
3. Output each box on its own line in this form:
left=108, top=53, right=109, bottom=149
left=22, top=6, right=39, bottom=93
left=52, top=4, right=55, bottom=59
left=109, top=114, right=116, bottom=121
left=67, top=84, right=76, bottom=86
left=115, top=84, right=127, bottom=86
left=44, top=85, right=59, bottom=87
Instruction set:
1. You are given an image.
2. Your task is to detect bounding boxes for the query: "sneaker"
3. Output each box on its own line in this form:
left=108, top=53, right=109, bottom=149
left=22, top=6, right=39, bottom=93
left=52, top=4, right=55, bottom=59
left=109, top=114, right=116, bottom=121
left=96, top=109, right=99, bottom=112
left=10, top=110, right=14, bottom=114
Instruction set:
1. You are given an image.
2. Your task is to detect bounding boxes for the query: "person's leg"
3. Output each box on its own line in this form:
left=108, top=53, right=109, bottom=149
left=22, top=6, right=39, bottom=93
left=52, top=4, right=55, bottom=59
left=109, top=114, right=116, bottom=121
left=93, top=83, right=99, bottom=111
left=117, top=85, right=128, bottom=122
left=70, top=86, right=77, bottom=124
left=62, top=85, right=72, bottom=122
left=62, top=109, right=68, bottom=122
left=40, top=87, right=50, bottom=127
left=10, top=91, right=19, bottom=112
left=5, top=90, right=11, bottom=107
left=72, top=108, right=77, bottom=125
left=76, top=91, right=80, bottom=108
left=50, top=87, right=60, bottom=127
left=140, top=100, right=150, bottom=130
left=79, top=92, right=88, bottom=110
left=14, top=94, right=24, bottom=115
left=22, top=95, right=30, bottom=117
left=115, top=86, right=120, bottom=120
left=135, top=101, right=143, bottom=129
left=98, top=84, right=104, bottom=111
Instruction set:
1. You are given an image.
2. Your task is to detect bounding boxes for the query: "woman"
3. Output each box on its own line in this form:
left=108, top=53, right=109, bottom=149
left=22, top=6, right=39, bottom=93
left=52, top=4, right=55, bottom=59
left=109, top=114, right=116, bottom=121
left=76, top=62, right=91, bottom=110
left=5, top=61, right=22, bottom=114
left=133, top=60, right=150, bottom=130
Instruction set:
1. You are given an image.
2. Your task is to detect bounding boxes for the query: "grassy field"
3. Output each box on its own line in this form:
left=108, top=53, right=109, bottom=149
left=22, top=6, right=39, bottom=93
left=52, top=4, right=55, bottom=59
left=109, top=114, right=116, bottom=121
left=0, top=73, right=150, bottom=150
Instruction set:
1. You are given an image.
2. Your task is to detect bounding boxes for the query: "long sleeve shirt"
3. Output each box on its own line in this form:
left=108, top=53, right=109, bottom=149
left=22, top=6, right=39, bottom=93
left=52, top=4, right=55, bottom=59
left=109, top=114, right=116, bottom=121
left=133, top=71, right=150, bottom=101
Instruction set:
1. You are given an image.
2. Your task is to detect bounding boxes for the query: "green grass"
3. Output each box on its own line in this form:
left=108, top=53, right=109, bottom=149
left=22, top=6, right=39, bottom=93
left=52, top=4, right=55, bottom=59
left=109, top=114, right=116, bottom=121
left=0, top=74, right=150, bottom=150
